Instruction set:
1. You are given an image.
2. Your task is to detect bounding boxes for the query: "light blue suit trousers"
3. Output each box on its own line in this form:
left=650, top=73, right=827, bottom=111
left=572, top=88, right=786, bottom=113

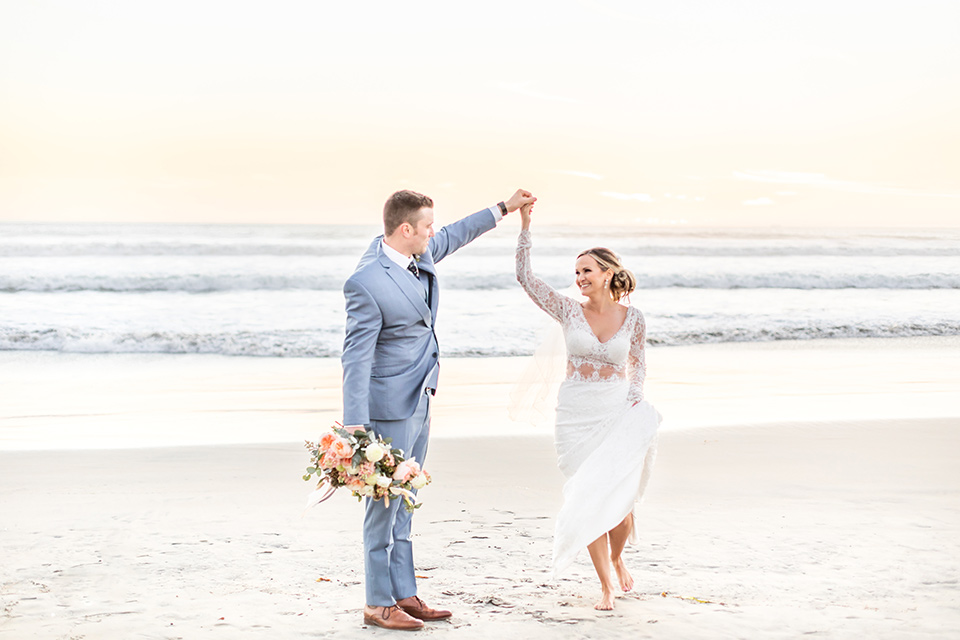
left=363, top=388, right=431, bottom=606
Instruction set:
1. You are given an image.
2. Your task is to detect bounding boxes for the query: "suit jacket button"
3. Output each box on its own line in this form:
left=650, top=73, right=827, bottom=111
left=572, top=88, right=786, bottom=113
left=432, top=352, right=438, bottom=358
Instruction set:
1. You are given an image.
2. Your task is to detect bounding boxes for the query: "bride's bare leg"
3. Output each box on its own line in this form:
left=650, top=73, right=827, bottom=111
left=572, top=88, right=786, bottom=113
left=586, top=534, right=617, bottom=610
left=608, top=513, right=634, bottom=591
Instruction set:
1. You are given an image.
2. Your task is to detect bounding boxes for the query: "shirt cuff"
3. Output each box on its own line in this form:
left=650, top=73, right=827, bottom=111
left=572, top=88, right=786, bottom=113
left=488, top=205, right=503, bottom=223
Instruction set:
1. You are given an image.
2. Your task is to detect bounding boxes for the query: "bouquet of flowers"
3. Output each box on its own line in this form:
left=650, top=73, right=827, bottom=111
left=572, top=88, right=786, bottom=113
left=303, top=423, right=431, bottom=514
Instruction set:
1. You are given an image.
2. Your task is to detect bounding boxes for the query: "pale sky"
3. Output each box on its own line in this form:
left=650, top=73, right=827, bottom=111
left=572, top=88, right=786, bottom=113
left=1, top=0, right=958, bottom=226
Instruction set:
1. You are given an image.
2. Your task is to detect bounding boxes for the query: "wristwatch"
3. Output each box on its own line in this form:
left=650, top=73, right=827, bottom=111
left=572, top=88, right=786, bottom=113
left=497, top=201, right=508, bottom=217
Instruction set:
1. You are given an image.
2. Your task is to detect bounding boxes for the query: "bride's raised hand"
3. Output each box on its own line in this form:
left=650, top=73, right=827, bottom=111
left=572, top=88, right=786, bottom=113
left=520, top=203, right=534, bottom=231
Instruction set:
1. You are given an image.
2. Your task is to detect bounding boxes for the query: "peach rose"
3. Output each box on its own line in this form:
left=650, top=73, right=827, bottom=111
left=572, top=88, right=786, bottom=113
left=392, top=459, right=421, bottom=483
left=318, top=432, right=336, bottom=451
left=329, top=437, right=354, bottom=459
left=319, top=453, right=338, bottom=470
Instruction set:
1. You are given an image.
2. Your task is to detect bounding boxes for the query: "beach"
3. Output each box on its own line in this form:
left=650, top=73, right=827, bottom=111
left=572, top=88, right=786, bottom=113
left=2, top=338, right=959, bottom=638
left=4, top=0, right=960, bottom=634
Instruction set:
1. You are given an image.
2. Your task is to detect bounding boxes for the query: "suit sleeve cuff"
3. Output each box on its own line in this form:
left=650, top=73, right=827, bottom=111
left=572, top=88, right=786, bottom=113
left=489, top=205, right=503, bottom=223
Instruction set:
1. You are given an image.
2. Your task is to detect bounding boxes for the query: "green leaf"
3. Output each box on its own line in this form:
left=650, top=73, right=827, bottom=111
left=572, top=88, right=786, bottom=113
left=302, top=474, right=311, bottom=481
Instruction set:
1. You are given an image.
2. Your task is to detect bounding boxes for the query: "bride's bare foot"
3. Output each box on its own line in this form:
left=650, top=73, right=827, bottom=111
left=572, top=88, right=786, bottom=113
left=613, top=556, right=634, bottom=592
left=594, top=587, right=616, bottom=610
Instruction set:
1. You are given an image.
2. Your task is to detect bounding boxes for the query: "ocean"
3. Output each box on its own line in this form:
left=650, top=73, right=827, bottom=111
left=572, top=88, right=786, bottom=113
left=2, top=222, right=959, bottom=358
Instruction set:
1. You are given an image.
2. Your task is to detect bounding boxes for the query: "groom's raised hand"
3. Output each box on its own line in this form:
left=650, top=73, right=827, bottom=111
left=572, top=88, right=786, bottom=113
left=504, top=189, right=536, bottom=213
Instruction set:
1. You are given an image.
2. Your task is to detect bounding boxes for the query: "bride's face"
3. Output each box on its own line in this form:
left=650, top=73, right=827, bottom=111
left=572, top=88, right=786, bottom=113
left=574, top=255, right=612, bottom=296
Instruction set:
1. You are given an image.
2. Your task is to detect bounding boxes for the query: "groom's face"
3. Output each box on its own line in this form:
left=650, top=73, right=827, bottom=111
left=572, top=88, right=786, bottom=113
left=410, top=207, right=435, bottom=254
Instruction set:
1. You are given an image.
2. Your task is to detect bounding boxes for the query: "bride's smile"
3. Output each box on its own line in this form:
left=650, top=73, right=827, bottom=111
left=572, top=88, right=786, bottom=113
left=575, top=259, right=608, bottom=294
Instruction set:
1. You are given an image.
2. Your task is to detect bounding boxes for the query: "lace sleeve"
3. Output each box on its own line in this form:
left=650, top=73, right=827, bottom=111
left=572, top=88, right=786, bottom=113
left=627, top=308, right=647, bottom=404
left=516, top=229, right=571, bottom=323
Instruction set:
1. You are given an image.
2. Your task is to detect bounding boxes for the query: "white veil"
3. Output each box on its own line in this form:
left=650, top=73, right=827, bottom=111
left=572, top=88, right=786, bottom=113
left=508, top=285, right=580, bottom=428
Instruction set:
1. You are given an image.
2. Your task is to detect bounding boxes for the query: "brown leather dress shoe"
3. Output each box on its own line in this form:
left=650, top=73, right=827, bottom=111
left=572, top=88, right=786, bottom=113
left=363, top=605, right=424, bottom=631
left=396, top=595, right=452, bottom=621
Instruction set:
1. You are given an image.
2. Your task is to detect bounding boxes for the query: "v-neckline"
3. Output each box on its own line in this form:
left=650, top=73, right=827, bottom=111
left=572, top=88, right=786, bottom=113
left=578, top=304, right=631, bottom=345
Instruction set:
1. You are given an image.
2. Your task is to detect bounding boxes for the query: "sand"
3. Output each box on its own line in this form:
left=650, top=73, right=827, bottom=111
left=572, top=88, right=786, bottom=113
left=1, top=338, right=959, bottom=638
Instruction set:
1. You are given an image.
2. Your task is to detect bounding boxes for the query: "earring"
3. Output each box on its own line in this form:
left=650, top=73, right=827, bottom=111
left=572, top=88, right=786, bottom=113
left=604, top=279, right=609, bottom=288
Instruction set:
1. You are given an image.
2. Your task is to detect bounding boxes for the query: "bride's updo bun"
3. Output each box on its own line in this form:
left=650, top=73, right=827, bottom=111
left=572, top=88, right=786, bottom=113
left=577, top=247, right=637, bottom=302
left=610, top=268, right=637, bottom=301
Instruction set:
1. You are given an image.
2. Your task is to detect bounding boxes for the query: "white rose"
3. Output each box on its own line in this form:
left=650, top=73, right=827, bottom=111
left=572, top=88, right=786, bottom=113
left=364, top=442, right=386, bottom=463
left=410, top=474, right=428, bottom=490
left=360, top=485, right=375, bottom=497
left=376, top=475, right=392, bottom=488
left=365, top=474, right=379, bottom=486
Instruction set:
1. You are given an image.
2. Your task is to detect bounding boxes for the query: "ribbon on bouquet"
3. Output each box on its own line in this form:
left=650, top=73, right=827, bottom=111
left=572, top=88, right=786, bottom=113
left=302, top=481, right=338, bottom=517
left=301, top=477, right=421, bottom=515
left=385, top=486, right=417, bottom=510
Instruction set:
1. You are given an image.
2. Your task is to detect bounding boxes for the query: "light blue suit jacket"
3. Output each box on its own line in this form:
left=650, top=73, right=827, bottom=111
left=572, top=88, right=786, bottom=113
left=341, top=208, right=498, bottom=425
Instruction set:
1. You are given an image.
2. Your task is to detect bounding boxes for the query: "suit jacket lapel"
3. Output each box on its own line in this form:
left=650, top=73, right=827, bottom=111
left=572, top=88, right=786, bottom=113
left=379, top=250, right=432, bottom=326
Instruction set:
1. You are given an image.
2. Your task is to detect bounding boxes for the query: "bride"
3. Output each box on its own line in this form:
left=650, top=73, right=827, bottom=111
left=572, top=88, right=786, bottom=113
left=515, top=202, right=660, bottom=610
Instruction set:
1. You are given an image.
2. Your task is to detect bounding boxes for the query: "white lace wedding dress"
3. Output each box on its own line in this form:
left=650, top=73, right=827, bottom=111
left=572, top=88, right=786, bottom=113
left=516, top=229, right=661, bottom=576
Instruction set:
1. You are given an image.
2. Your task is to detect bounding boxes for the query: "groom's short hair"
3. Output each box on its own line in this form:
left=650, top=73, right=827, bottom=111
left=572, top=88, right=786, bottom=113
left=384, top=190, right=434, bottom=235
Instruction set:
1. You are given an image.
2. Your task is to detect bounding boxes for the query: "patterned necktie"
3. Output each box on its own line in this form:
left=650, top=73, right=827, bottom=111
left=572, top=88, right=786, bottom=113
left=407, top=260, right=419, bottom=278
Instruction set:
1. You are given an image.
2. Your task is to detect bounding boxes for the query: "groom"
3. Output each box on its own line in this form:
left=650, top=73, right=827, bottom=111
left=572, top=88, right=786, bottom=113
left=342, top=188, right=535, bottom=630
